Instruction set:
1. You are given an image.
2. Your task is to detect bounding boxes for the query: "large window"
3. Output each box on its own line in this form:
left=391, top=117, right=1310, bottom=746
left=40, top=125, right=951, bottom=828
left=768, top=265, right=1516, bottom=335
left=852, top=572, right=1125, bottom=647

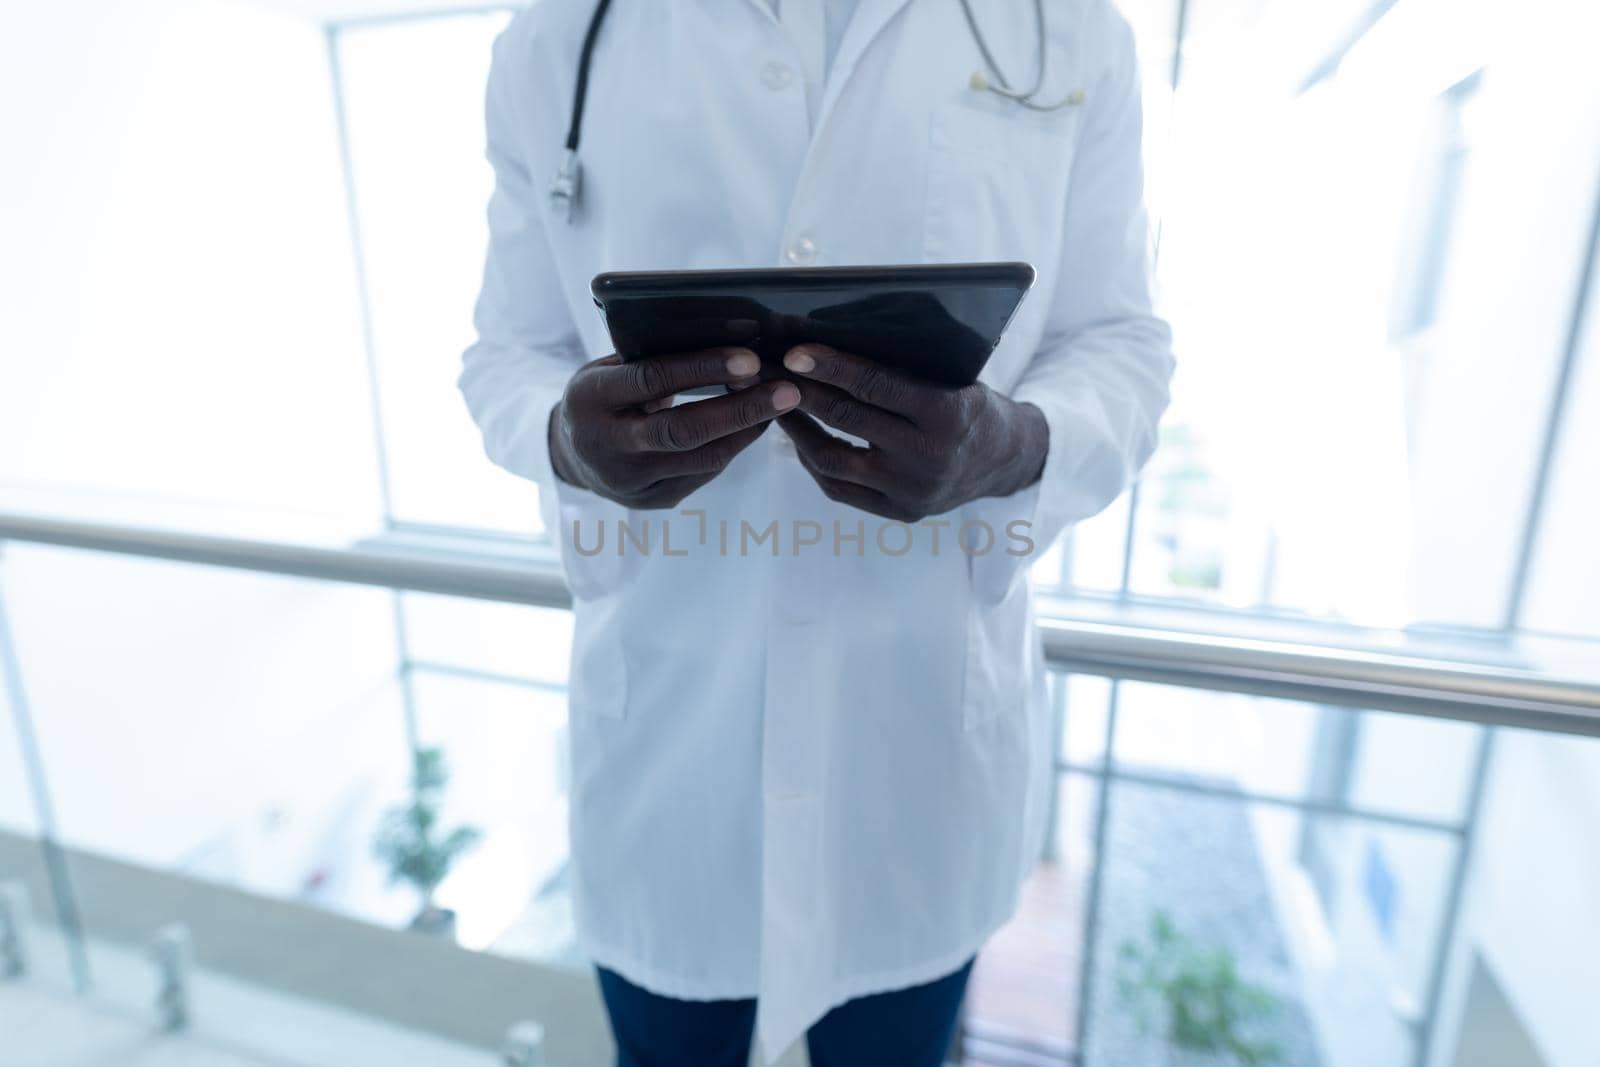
left=332, top=3, right=1600, bottom=644
left=1045, top=0, right=1600, bottom=640
left=321, top=3, right=1600, bottom=1063
left=2, top=1, right=1597, bottom=1066
left=335, top=10, right=531, bottom=536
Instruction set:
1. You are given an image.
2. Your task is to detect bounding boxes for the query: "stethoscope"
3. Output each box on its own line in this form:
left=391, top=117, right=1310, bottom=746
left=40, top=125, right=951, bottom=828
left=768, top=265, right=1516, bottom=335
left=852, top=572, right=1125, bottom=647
left=550, top=0, right=1082, bottom=223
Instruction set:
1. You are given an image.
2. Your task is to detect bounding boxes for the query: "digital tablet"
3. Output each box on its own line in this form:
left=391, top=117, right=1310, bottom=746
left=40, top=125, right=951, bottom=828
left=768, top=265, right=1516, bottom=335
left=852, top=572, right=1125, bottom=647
left=590, top=262, right=1035, bottom=388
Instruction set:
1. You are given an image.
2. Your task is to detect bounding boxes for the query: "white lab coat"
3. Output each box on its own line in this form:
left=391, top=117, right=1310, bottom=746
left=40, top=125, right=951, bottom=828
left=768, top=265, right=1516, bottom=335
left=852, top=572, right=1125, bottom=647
left=460, top=0, right=1174, bottom=1059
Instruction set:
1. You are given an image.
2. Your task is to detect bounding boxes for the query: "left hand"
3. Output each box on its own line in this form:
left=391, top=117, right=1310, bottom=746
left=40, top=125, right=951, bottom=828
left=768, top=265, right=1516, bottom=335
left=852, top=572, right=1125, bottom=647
left=774, top=343, right=1048, bottom=522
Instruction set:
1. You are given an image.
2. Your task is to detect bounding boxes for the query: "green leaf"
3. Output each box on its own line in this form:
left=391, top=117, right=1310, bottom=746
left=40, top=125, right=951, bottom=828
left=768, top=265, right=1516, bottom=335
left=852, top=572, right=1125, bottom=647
left=372, top=746, right=483, bottom=900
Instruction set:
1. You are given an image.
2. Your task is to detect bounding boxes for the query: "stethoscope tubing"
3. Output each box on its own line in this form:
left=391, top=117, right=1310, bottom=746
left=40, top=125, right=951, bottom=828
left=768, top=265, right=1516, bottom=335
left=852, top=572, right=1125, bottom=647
left=552, top=0, right=1078, bottom=220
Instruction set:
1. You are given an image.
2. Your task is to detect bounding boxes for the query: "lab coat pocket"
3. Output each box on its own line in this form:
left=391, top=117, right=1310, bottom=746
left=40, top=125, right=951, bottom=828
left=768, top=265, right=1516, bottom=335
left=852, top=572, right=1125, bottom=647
left=922, top=100, right=1078, bottom=267
left=554, top=492, right=641, bottom=602
left=962, top=577, right=1030, bottom=732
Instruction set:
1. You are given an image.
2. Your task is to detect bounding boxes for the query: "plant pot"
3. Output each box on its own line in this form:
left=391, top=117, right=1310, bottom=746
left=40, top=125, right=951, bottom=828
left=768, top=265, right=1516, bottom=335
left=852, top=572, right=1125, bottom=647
left=410, top=905, right=458, bottom=938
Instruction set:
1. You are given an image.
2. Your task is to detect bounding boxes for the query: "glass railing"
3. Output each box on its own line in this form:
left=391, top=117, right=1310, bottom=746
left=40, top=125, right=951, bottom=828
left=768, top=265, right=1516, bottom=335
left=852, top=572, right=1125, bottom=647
left=2, top=497, right=1598, bottom=1067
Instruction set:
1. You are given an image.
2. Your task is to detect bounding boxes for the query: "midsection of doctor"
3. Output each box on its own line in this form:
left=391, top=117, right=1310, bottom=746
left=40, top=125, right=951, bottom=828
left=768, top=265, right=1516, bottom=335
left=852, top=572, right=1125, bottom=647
left=460, top=1, right=1174, bottom=1065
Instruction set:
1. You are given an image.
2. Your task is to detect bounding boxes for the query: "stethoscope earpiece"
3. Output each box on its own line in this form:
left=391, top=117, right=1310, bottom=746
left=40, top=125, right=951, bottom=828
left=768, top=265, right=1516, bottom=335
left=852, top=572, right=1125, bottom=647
left=550, top=149, right=582, bottom=224
left=959, top=0, right=1084, bottom=112
left=550, top=150, right=582, bottom=223
left=553, top=0, right=613, bottom=224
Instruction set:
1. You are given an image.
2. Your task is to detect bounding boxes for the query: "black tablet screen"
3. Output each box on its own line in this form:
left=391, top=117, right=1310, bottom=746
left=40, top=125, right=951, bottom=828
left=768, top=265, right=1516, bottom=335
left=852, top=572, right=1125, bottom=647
left=590, top=262, right=1034, bottom=388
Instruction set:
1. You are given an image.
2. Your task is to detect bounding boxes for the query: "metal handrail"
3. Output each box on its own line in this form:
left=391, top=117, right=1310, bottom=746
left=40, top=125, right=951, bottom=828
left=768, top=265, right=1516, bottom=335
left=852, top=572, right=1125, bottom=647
left=0, top=512, right=564, bottom=609
left=1039, top=615, right=1600, bottom=736
left=3, top=510, right=1598, bottom=737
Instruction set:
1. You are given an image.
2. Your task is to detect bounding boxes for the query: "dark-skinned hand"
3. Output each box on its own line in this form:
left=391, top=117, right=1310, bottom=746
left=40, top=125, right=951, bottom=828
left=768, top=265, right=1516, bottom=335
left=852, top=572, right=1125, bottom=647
left=548, top=347, right=799, bottom=508
left=775, top=343, right=1048, bottom=522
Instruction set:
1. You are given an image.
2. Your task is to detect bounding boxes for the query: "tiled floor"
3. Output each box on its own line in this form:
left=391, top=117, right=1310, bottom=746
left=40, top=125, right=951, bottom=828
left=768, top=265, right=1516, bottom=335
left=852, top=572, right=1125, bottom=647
left=488, top=851, right=1089, bottom=1065
left=3, top=912, right=1084, bottom=1067
left=2, top=983, right=287, bottom=1067
left=963, top=859, right=1084, bottom=1063
left=1, top=925, right=497, bottom=1067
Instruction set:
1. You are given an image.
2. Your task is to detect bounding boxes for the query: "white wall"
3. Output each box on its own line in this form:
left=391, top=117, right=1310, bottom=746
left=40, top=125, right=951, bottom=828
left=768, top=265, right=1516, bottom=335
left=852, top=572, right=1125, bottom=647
left=0, top=0, right=400, bottom=900
left=1427, top=3, right=1600, bottom=1064
left=1403, top=0, right=1600, bottom=629
left=1249, top=1, right=1600, bottom=1062
left=1431, top=731, right=1600, bottom=1067
left=0, top=596, right=42, bottom=840
left=1522, top=225, right=1600, bottom=638
left=0, top=543, right=402, bottom=883
left=0, top=0, right=382, bottom=517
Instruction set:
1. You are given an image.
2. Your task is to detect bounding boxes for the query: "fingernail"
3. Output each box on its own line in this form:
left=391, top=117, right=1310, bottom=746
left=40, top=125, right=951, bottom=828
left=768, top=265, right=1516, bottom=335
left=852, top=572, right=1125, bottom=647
left=772, top=382, right=801, bottom=411
left=727, top=350, right=760, bottom=377
left=784, top=348, right=816, bottom=374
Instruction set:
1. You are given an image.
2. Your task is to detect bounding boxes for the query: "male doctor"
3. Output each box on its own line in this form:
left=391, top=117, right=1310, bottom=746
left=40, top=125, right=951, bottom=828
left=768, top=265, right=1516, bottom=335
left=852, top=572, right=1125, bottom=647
left=460, top=1, right=1173, bottom=1064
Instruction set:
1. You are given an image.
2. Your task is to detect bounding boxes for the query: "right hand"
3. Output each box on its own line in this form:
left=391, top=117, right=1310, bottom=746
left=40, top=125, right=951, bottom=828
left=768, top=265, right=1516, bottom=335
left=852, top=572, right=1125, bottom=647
left=548, top=347, right=800, bottom=508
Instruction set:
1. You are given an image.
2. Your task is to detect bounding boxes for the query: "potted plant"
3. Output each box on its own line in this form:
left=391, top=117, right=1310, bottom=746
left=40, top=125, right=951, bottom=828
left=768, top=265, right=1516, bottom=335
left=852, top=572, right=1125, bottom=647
left=374, top=746, right=482, bottom=937
left=1116, top=910, right=1283, bottom=1066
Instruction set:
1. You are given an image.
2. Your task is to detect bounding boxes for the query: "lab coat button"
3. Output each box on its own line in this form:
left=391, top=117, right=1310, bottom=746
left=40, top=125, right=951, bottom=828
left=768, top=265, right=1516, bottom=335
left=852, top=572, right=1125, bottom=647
left=785, top=236, right=817, bottom=264
left=761, top=61, right=795, bottom=91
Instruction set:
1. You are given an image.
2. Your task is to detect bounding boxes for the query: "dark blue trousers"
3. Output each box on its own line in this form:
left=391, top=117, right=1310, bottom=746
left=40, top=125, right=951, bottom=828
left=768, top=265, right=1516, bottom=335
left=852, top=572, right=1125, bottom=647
left=597, top=959, right=973, bottom=1067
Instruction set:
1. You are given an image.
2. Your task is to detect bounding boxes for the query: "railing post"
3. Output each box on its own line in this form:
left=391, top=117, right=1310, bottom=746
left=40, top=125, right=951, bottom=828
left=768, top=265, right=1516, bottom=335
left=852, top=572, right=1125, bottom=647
left=1414, top=729, right=1498, bottom=1067
left=0, top=880, right=28, bottom=978
left=502, top=1020, right=547, bottom=1066
left=0, top=550, right=92, bottom=992
left=149, top=923, right=192, bottom=1031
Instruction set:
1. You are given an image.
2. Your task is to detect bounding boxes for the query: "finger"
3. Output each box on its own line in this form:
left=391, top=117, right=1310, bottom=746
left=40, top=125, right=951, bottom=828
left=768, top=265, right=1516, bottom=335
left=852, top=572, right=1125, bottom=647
left=791, top=379, right=916, bottom=450
left=588, top=347, right=762, bottom=407
left=624, top=380, right=800, bottom=453
left=778, top=412, right=895, bottom=493
left=807, top=474, right=913, bottom=522
left=642, top=396, right=675, bottom=414
left=625, top=472, right=717, bottom=510
left=781, top=344, right=943, bottom=423
left=642, top=423, right=767, bottom=479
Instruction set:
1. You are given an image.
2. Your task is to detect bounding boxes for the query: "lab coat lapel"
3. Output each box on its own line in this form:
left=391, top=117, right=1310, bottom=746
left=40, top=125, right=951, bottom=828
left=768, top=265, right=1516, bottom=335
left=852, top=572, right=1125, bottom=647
left=739, top=0, right=780, bottom=24
left=813, top=0, right=915, bottom=130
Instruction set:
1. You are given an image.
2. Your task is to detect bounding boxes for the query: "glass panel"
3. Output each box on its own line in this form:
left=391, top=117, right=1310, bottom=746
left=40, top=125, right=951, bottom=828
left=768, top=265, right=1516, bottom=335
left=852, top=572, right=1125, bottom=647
left=400, top=592, right=573, bottom=688
left=1029, top=535, right=1069, bottom=593
left=7, top=531, right=1597, bottom=1065
left=965, top=773, right=1099, bottom=1060
left=0, top=570, right=71, bottom=997
left=1447, top=727, right=1600, bottom=1067
left=971, top=677, right=1491, bottom=1067
left=1110, top=682, right=1483, bottom=824
left=408, top=668, right=575, bottom=963
left=983, top=676, right=1600, bottom=1067
left=0, top=543, right=611, bottom=1062
left=0, top=589, right=40, bottom=841
left=1082, top=785, right=1453, bottom=1067
left=1, top=546, right=408, bottom=921
left=1057, top=492, right=1135, bottom=595
left=1061, top=673, right=1115, bottom=768
left=1345, top=711, right=1480, bottom=825
left=335, top=12, right=538, bottom=537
